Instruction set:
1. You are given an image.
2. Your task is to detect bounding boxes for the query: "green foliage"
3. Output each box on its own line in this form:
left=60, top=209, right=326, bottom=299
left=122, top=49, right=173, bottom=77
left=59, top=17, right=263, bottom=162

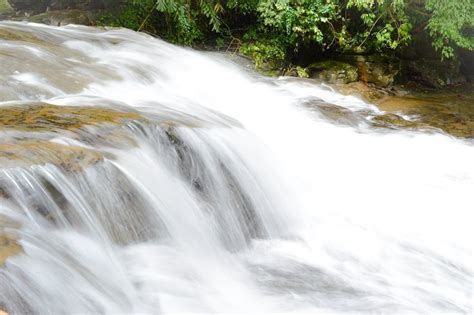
left=239, top=35, right=286, bottom=69
left=256, top=0, right=338, bottom=45
left=343, top=0, right=412, bottom=52
left=296, top=66, right=310, bottom=78
left=98, top=2, right=150, bottom=31
left=0, top=0, right=12, bottom=12
left=100, top=0, right=224, bottom=45
left=425, top=0, right=474, bottom=59
left=237, top=0, right=339, bottom=69
left=98, top=0, right=473, bottom=69
left=236, top=0, right=411, bottom=68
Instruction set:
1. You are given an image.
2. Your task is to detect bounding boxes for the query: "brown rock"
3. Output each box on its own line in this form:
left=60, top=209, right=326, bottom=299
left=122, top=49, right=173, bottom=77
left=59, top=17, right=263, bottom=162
left=0, top=103, right=144, bottom=132
left=0, top=140, right=103, bottom=171
left=0, top=217, right=22, bottom=267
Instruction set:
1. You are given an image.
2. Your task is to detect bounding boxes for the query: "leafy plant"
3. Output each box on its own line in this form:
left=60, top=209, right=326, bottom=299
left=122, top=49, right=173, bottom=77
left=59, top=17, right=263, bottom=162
left=343, top=0, right=412, bottom=52
left=98, top=0, right=472, bottom=69
left=425, top=0, right=474, bottom=59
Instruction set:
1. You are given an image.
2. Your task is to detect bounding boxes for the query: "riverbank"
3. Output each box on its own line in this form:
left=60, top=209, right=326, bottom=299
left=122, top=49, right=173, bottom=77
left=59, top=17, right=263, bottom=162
left=333, top=82, right=474, bottom=138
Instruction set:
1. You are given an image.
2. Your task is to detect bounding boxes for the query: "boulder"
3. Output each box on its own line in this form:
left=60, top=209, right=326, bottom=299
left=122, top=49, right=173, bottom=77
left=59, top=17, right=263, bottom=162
left=305, top=56, right=400, bottom=87
left=27, top=9, right=94, bottom=26
left=341, top=55, right=400, bottom=87
left=307, top=60, right=358, bottom=84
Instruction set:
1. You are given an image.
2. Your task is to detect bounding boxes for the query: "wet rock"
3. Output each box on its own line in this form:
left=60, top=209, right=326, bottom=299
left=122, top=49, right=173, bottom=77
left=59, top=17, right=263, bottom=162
left=332, top=82, right=474, bottom=138
left=304, top=55, right=400, bottom=87
left=375, top=95, right=474, bottom=138
left=303, top=99, right=364, bottom=127
left=372, top=84, right=474, bottom=138
left=0, top=140, right=103, bottom=171
left=341, top=55, right=400, bottom=87
left=332, top=81, right=392, bottom=102
left=0, top=26, right=122, bottom=101
left=0, top=103, right=144, bottom=132
left=307, top=61, right=358, bottom=84
left=0, top=104, right=129, bottom=171
left=0, top=234, right=21, bottom=266
left=27, top=9, right=95, bottom=26
left=0, top=217, right=22, bottom=267
left=0, top=27, right=50, bottom=45
left=371, top=113, right=424, bottom=130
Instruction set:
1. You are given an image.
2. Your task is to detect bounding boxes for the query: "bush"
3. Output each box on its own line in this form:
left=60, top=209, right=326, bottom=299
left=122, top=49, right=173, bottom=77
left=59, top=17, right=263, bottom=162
left=99, top=0, right=473, bottom=69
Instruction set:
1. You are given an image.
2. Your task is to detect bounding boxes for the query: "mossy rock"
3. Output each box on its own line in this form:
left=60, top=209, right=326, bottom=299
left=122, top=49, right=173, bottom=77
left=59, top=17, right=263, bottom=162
left=27, top=9, right=97, bottom=26
left=307, top=60, right=358, bottom=84
left=0, top=103, right=145, bottom=132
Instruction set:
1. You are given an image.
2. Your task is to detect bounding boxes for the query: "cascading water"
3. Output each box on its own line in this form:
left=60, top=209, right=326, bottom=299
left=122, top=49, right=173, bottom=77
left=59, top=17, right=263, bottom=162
left=0, top=21, right=472, bottom=314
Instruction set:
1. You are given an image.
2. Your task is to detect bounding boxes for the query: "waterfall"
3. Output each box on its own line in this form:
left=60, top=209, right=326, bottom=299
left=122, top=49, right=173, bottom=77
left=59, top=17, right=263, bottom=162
left=0, top=21, right=472, bottom=313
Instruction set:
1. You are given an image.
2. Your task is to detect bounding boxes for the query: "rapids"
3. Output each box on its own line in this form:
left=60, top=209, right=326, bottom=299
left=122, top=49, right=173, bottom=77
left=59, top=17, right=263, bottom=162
left=0, top=21, right=473, bottom=313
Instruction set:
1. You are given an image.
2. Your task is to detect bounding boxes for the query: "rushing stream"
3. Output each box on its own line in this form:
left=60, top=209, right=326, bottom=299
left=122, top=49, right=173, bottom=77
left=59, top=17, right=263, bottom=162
left=0, top=22, right=473, bottom=314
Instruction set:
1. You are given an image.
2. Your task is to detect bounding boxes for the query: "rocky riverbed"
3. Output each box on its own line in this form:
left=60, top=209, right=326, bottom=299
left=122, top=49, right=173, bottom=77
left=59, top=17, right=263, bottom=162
left=335, top=82, right=474, bottom=138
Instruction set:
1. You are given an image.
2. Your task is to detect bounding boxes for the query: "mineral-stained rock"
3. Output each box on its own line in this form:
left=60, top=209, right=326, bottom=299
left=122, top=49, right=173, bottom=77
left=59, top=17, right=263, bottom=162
left=0, top=103, right=144, bottom=132
left=0, top=140, right=103, bottom=171
left=0, top=217, right=22, bottom=267
left=343, top=55, right=400, bottom=87
left=0, top=27, right=50, bottom=45
left=27, top=9, right=94, bottom=26
left=0, top=233, right=21, bottom=266
left=307, top=60, right=358, bottom=84
left=375, top=95, right=474, bottom=138
left=331, top=82, right=474, bottom=138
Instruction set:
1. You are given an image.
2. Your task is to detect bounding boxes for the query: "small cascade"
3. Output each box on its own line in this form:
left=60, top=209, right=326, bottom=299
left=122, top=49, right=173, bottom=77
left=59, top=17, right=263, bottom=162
left=0, top=22, right=472, bottom=313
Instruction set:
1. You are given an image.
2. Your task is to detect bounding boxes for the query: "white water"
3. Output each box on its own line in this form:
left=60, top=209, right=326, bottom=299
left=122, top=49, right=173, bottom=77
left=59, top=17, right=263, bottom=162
left=0, top=22, right=473, bottom=313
